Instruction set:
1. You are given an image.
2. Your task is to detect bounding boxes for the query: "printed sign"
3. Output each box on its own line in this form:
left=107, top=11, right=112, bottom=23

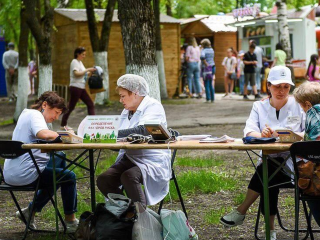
left=243, top=25, right=265, bottom=37
left=79, top=115, right=120, bottom=143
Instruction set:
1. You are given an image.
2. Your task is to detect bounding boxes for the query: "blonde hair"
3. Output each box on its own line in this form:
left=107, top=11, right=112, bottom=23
left=200, top=38, right=211, bottom=48
left=188, top=37, right=198, bottom=48
left=293, top=81, right=320, bottom=106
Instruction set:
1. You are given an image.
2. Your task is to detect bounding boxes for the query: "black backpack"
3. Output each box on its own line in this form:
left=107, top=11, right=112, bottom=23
left=75, top=203, right=136, bottom=240
left=88, top=74, right=103, bottom=89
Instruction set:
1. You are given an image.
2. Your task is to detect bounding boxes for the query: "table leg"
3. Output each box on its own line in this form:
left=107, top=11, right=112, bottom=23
left=51, top=152, right=59, bottom=239
left=262, top=154, right=270, bottom=240
left=89, top=149, right=96, bottom=212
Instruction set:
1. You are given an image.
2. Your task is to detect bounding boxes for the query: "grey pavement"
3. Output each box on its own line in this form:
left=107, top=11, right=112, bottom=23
left=0, top=93, right=259, bottom=139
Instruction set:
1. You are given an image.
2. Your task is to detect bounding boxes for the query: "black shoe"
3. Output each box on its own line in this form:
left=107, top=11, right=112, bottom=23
left=243, top=95, right=249, bottom=100
left=255, top=94, right=262, bottom=99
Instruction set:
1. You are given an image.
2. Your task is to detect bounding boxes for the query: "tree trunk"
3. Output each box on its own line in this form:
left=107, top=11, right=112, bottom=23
left=14, top=2, right=29, bottom=122
left=24, top=0, right=54, bottom=96
left=118, top=0, right=161, bottom=101
left=276, top=0, right=292, bottom=60
left=85, top=0, right=116, bottom=104
left=166, top=0, right=172, bottom=16
left=154, top=0, right=168, bottom=99
left=93, top=52, right=109, bottom=104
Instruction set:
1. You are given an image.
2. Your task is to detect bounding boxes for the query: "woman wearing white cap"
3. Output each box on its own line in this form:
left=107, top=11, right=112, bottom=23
left=220, top=66, right=305, bottom=240
left=96, top=74, right=171, bottom=208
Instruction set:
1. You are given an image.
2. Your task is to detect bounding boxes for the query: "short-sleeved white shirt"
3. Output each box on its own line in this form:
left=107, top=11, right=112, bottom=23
left=222, top=56, right=237, bottom=73
left=70, top=59, right=86, bottom=89
left=3, top=109, right=49, bottom=186
left=244, top=96, right=305, bottom=171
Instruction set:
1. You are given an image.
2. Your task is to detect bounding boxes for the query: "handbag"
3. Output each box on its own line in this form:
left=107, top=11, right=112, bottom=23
left=297, top=161, right=320, bottom=196
left=132, top=202, right=163, bottom=240
left=160, top=209, right=198, bottom=240
left=88, top=74, right=103, bottom=89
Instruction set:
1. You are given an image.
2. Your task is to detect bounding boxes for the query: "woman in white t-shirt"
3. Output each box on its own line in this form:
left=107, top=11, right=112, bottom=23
left=222, top=48, right=237, bottom=98
left=61, top=47, right=96, bottom=129
left=4, top=92, right=79, bottom=232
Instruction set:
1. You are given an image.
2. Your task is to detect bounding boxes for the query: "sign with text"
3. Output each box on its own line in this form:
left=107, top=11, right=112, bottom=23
left=233, top=4, right=260, bottom=18
left=81, top=115, right=120, bottom=143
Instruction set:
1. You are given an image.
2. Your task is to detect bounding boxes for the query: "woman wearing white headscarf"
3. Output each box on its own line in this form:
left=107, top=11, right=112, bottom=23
left=97, top=74, right=171, bottom=207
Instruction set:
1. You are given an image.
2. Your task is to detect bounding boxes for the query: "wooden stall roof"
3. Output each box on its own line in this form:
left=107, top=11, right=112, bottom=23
left=55, top=8, right=181, bottom=24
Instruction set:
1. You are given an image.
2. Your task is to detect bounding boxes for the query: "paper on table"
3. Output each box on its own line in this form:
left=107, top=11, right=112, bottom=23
left=199, top=135, right=235, bottom=143
left=177, top=135, right=211, bottom=141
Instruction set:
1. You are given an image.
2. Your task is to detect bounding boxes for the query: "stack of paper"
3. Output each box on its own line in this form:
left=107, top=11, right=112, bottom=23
left=177, top=135, right=211, bottom=141
left=199, top=135, right=235, bottom=143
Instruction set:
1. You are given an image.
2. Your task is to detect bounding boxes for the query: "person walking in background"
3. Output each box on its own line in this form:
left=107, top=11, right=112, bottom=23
left=222, top=48, right=237, bottom=98
left=305, top=54, right=320, bottom=82
left=28, top=59, right=37, bottom=95
left=200, top=38, right=215, bottom=103
left=61, top=47, right=96, bottom=129
left=243, top=44, right=262, bottom=100
left=185, top=37, right=201, bottom=98
left=237, top=50, right=245, bottom=95
left=2, top=42, right=18, bottom=102
left=250, top=40, right=264, bottom=94
left=271, top=43, right=287, bottom=67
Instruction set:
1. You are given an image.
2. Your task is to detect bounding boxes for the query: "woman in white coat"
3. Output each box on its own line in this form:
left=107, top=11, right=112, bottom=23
left=220, top=66, right=305, bottom=240
left=97, top=74, right=171, bottom=207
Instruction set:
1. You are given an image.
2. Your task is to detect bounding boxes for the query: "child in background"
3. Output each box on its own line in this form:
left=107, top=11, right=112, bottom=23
left=237, top=50, right=245, bottom=95
left=305, top=54, right=320, bottom=82
left=261, top=62, right=270, bottom=93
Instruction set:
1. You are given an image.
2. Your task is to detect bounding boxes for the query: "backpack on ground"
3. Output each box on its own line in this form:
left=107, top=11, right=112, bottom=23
left=75, top=193, right=137, bottom=240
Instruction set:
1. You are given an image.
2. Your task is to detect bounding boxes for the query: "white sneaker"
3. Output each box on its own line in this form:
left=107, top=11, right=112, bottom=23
left=16, top=207, right=36, bottom=230
left=220, top=209, right=245, bottom=227
left=265, top=230, right=277, bottom=240
left=66, top=218, right=79, bottom=233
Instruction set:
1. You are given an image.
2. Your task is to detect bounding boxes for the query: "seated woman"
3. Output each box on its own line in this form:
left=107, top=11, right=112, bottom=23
left=97, top=74, right=171, bottom=207
left=220, top=66, right=305, bottom=240
left=3, top=91, right=78, bottom=232
left=293, top=81, right=320, bottom=227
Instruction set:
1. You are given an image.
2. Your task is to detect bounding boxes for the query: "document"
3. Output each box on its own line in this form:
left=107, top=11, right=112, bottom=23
left=199, top=135, right=235, bottom=143
left=177, top=135, right=211, bottom=141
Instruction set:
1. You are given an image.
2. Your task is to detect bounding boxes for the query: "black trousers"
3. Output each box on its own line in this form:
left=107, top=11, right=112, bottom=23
left=96, top=155, right=146, bottom=207
left=248, top=157, right=292, bottom=215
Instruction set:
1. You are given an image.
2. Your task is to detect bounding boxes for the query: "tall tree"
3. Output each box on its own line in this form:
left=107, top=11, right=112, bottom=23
left=85, top=0, right=116, bottom=104
left=14, top=0, right=29, bottom=122
left=118, top=0, right=160, bottom=101
left=154, top=0, right=168, bottom=99
left=24, top=0, right=54, bottom=96
left=276, top=0, right=292, bottom=60
left=165, top=0, right=172, bottom=16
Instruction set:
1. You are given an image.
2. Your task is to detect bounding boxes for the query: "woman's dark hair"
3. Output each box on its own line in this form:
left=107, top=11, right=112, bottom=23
left=267, top=82, right=272, bottom=98
left=74, top=46, right=86, bottom=59
left=276, top=43, right=283, bottom=50
left=31, top=91, right=68, bottom=113
left=307, top=54, right=319, bottom=79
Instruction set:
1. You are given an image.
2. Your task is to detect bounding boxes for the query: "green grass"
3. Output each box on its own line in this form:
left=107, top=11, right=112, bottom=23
left=175, top=156, right=224, bottom=168
left=233, top=193, right=246, bottom=205
left=0, top=118, right=14, bottom=126
left=166, top=170, right=237, bottom=201
left=204, top=206, right=233, bottom=225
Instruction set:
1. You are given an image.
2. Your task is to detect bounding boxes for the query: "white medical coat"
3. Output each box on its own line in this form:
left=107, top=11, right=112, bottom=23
left=116, top=95, right=171, bottom=205
left=244, top=96, right=306, bottom=172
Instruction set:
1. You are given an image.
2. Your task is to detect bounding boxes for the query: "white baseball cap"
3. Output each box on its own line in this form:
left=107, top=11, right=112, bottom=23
left=267, top=66, right=294, bottom=86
